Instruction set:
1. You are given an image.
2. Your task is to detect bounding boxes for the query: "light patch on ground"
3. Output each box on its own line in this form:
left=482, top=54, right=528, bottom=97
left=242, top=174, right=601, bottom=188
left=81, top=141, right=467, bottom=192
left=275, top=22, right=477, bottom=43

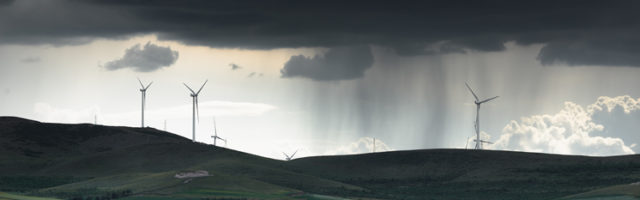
left=175, top=170, right=210, bottom=179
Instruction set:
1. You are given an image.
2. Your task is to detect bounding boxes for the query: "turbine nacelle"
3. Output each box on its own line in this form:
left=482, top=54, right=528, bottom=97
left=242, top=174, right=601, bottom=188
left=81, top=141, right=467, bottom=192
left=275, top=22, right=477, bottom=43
left=138, top=78, right=153, bottom=91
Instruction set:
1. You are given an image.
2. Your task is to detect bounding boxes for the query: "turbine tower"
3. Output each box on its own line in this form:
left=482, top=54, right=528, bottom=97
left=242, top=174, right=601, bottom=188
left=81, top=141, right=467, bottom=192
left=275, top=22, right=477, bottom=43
left=137, top=78, right=153, bottom=128
left=283, top=150, right=298, bottom=161
left=211, top=118, right=226, bottom=146
left=183, top=80, right=208, bottom=142
left=465, top=82, right=499, bottom=150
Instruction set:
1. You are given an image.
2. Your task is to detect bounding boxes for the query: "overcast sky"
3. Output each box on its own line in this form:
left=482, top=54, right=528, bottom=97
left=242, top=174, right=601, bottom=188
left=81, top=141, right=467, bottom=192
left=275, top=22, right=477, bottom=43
left=1, top=0, right=640, bottom=159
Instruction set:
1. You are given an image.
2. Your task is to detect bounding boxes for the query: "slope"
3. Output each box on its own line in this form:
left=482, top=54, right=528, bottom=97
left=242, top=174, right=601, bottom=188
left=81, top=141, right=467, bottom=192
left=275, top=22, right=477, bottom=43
left=3, top=116, right=640, bottom=200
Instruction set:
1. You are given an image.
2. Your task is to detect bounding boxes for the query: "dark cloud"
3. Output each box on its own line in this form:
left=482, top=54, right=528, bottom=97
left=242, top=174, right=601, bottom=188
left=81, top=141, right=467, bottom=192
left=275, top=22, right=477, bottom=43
left=229, top=63, right=242, bottom=70
left=1, top=0, right=640, bottom=67
left=0, top=0, right=13, bottom=6
left=281, top=46, right=373, bottom=81
left=103, top=42, right=179, bottom=72
left=537, top=36, right=640, bottom=67
left=20, top=56, right=41, bottom=63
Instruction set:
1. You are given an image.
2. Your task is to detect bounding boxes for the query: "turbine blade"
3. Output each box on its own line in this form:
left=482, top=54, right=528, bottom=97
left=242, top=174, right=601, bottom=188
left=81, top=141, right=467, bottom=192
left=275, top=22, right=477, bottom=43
left=145, top=81, right=153, bottom=90
left=196, top=97, right=200, bottom=123
left=214, top=117, right=218, bottom=135
left=183, top=83, right=196, bottom=94
left=283, top=152, right=289, bottom=158
left=137, top=78, right=145, bottom=89
left=196, top=79, right=208, bottom=95
left=479, top=96, right=499, bottom=104
left=465, top=82, right=479, bottom=101
left=290, top=150, right=298, bottom=158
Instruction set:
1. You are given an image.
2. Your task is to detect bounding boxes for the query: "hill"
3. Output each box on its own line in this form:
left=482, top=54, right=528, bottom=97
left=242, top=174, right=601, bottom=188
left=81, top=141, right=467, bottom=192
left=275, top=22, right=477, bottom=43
left=1, top=116, right=640, bottom=200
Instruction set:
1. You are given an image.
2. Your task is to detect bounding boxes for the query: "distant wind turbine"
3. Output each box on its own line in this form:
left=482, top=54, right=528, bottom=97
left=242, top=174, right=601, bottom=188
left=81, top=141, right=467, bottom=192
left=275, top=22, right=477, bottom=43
left=465, top=136, right=470, bottom=149
left=137, top=78, right=153, bottom=128
left=283, top=150, right=298, bottom=161
left=474, top=139, right=493, bottom=149
left=184, top=80, right=208, bottom=142
left=211, top=118, right=226, bottom=146
left=465, top=82, right=499, bottom=150
left=373, top=137, right=376, bottom=153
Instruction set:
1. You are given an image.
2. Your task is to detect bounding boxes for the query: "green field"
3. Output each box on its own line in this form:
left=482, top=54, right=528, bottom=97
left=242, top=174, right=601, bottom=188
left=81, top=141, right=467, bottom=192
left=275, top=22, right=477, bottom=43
left=2, top=116, right=640, bottom=200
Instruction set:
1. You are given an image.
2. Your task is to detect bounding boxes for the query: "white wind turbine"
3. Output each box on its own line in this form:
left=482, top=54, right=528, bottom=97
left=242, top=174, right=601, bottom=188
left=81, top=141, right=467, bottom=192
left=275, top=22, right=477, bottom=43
left=283, top=150, right=298, bottom=161
left=465, top=82, right=499, bottom=150
left=211, top=118, right=226, bottom=146
left=137, top=78, right=153, bottom=128
left=183, top=80, right=208, bottom=142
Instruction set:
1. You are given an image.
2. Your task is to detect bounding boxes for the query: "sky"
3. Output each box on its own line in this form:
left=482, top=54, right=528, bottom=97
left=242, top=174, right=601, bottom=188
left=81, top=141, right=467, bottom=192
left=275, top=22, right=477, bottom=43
left=1, top=0, right=640, bottom=159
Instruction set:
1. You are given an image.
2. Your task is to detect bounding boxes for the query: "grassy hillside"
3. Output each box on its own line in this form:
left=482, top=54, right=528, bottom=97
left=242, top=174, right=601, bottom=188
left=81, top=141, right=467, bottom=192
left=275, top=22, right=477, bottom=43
left=2, top=116, right=640, bottom=200
left=561, top=183, right=640, bottom=200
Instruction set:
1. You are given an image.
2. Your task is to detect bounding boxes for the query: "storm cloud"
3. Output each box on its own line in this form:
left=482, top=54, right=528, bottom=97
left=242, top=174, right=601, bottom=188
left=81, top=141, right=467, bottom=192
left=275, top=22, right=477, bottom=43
left=103, top=42, right=179, bottom=72
left=281, top=46, right=373, bottom=81
left=1, top=0, right=640, bottom=67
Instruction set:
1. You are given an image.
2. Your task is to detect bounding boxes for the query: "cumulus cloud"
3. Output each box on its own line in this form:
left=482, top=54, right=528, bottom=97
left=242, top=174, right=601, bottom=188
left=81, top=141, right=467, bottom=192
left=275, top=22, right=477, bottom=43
left=325, top=137, right=393, bottom=155
left=103, top=42, right=179, bottom=72
left=280, top=46, right=373, bottom=81
left=490, top=95, right=640, bottom=156
left=229, top=63, right=242, bottom=70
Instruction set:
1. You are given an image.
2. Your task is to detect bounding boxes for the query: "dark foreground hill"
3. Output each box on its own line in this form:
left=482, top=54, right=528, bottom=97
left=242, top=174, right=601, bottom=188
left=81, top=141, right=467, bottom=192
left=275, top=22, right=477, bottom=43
left=1, top=116, right=640, bottom=200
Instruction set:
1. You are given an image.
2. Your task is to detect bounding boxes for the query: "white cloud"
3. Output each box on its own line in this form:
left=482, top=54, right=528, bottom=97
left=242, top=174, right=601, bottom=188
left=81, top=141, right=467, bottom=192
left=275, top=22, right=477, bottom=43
left=33, top=100, right=276, bottom=125
left=324, top=137, right=393, bottom=155
left=33, top=103, right=101, bottom=124
left=490, top=95, right=639, bottom=156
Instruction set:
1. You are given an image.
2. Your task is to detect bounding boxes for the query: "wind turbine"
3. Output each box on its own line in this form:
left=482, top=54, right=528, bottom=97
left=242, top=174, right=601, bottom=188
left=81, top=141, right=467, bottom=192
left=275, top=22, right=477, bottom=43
left=137, top=78, right=153, bottom=128
left=211, top=118, right=226, bottom=146
left=283, top=150, right=298, bottom=161
left=184, top=80, right=208, bottom=142
left=474, top=139, right=493, bottom=150
left=465, top=82, right=499, bottom=150
left=373, top=137, right=376, bottom=153
left=465, top=136, right=470, bottom=149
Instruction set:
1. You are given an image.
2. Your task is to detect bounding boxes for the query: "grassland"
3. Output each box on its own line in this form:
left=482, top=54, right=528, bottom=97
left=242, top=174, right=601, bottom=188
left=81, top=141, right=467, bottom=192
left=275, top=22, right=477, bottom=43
left=2, top=116, right=640, bottom=200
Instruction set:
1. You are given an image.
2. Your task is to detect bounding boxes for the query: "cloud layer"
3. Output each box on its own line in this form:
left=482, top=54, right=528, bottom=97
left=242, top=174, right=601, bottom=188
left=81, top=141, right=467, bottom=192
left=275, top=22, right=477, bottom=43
left=103, top=42, right=179, bottom=72
left=1, top=1, right=640, bottom=68
left=280, top=46, right=373, bottom=81
left=325, top=137, right=393, bottom=155
left=491, top=95, right=640, bottom=156
left=33, top=100, right=276, bottom=125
